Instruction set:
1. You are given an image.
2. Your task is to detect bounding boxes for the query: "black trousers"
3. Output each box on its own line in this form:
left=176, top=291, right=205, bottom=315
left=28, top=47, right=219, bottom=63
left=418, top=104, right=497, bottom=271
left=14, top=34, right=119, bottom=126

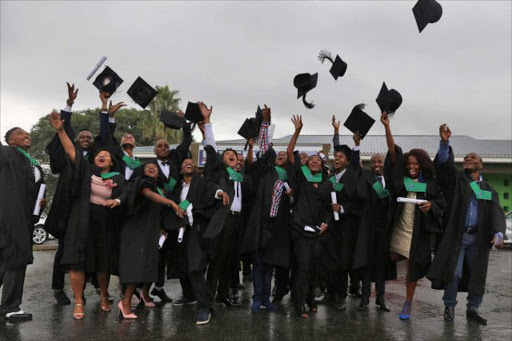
left=274, top=266, right=290, bottom=295
left=156, top=237, right=171, bottom=288
left=188, top=217, right=213, bottom=310
left=0, top=266, right=27, bottom=315
left=52, top=240, right=65, bottom=290
left=207, top=212, right=239, bottom=301
left=361, top=265, right=385, bottom=300
left=292, top=237, right=322, bottom=310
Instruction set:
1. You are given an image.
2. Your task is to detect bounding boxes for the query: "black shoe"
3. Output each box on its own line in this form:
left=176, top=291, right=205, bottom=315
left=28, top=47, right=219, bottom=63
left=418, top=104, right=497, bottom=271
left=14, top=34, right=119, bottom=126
left=196, top=309, right=211, bottom=325
left=349, top=288, right=362, bottom=298
left=173, top=297, right=197, bottom=306
left=272, top=293, right=286, bottom=303
left=376, top=296, right=390, bottom=312
left=150, top=288, right=172, bottom=303
left=54, top=290, right=71, bottom=305
left=5, top=310, right=32, bottom=321
left=336, top=297, right=347, bottom=311
left=444, top=306, right=454, bottom=321
left=358, top=298, right=369, bottom=311
left=466, top=309, right=487, bottom=325
left=218, top=297, right=239, bottom=307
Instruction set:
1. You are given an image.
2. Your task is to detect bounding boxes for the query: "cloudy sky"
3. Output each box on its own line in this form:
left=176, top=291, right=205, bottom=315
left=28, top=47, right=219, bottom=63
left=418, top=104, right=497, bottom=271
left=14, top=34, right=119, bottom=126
left=1, top=1, right=511, bottom=144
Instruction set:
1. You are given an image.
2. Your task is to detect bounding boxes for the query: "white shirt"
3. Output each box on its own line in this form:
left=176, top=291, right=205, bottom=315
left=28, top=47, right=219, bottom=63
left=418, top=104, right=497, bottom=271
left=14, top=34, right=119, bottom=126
left=123, top=151, right=135, bottom=180
left=230, top=180, right=242, bottom=213
left=158, top=160, right=171, bottom=179
left=180, top=182, right=194, bottom=226
left=34, top=166, right=41, bottom=183
left=202, top=123, right=218, bottom=151
left=335, top=169, right=346, bottom=214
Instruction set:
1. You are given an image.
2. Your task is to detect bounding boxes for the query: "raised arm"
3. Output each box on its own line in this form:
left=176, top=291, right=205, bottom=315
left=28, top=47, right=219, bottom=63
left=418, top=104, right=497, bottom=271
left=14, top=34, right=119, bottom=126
left=258, top=105, right=271, bottom=154
left=99, top=91, right=125, bottom=145
left=50, top=110, right=76, bottom=163
left=332, top=115, right=341, bottom=147
left=199, top=102, right=218, bottom=151
left=286, top=115, right=303, bottom=165
left=380, top=112, right=396, bottom=165
left=350, top=132, right=362, bottom=171
left=246, top=138, right=255, bottom=164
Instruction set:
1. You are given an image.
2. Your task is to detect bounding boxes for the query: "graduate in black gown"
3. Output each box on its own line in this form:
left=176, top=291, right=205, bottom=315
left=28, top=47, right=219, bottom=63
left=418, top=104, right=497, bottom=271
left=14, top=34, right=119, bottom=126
left=329, top=116, right=364, bottom=311
left=241, top=106, right=293, bottom=312
left=1, top=128, right=46, bottom=320
left=118, top=162, right=186, bottom=319
left=427, top=124, right=506, bottom=325
left=286, top=115, right=335, bottom=318
left=49, top=111, right=127, bottom=320
left=380, top=112, right=446, bottom=320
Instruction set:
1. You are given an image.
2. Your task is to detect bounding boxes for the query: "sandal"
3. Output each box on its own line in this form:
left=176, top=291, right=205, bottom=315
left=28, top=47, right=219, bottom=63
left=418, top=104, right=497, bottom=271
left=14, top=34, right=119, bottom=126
left=100, top=296, right=112, bottom=312
left=73, top=302, right=85, bottom=320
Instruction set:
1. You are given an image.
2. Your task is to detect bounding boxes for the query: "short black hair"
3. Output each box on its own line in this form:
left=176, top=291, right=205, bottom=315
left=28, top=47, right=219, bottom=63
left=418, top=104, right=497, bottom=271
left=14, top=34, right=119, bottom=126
left=77, top=128, right=92, bottom=135
left=4, top=127, right=21, bottom=144
left=222, top=148, right=238, bottom=158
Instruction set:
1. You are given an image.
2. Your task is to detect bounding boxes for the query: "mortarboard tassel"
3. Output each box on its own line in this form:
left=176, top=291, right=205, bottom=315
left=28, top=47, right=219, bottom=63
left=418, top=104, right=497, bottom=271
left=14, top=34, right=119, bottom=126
left=318, top=50, right=334, bottom=65
left=302, top=95, right=315, bottom=109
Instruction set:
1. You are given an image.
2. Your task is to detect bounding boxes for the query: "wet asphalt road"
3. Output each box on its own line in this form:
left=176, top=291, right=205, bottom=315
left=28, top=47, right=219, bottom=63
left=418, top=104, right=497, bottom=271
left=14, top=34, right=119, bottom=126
left=1, top=249, right=511, bottom=341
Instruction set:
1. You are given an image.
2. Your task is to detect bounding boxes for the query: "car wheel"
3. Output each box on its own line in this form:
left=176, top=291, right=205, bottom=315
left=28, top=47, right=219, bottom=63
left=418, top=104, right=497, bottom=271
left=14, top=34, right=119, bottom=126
left=33, top=226, right=47, bottom=245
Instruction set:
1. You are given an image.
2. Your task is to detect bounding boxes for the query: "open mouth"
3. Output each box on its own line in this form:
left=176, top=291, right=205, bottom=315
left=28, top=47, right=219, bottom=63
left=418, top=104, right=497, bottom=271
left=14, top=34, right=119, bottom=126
left=98, top=157, right=105, bottom=163
left=185, top=165, right=193, bottom=170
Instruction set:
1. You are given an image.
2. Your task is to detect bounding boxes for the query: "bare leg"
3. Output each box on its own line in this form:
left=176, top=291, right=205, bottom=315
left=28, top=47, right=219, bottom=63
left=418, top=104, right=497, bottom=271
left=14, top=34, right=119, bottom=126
left=97, top=272, right=111, bottom=311
left=142, top=283, right=152, bottom=302
left=123, top=284, right=136, bottom=314
left=405, top=260, right=418, bottom=301
left=69, top=270, right=85, bottom=318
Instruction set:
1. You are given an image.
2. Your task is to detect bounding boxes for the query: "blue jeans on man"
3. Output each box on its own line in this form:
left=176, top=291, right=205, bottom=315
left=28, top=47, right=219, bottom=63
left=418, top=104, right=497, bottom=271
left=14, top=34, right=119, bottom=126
left=442, top=232, right=483, bottom=311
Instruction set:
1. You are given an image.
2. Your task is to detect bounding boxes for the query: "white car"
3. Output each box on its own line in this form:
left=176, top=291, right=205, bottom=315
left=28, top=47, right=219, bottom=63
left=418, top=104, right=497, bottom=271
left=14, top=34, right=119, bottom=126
left=505, top=212, right=512, bottom=245
left=33, top=213, right=55, bottom=245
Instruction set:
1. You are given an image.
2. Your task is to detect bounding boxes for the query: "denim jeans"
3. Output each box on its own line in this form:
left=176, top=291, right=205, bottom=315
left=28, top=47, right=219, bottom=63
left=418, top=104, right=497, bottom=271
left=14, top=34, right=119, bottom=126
left=442, top=232, right=483, bottom=310
left=252, top=251, right=273, bottom=303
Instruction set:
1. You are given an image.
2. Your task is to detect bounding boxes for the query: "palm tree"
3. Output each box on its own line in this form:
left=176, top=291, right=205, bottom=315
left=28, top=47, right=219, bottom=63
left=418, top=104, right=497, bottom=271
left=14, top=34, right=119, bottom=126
left=140, top=85, right=183, bottom=144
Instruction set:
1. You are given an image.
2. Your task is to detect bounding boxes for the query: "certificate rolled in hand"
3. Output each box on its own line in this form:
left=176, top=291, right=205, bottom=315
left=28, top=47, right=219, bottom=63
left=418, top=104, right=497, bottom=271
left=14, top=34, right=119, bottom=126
left=33, top=184, right=46, bottom=216
left=86, top=56, right=107, bottom=80
left=283, top=182, right=291, bottom=192
left=331, top=191, right=340, bottom=221
left=177, top=227, right=185, bottom=243
left=396, top=197, right=427, bottom=205
left=158, top=235, right=166, bottom=249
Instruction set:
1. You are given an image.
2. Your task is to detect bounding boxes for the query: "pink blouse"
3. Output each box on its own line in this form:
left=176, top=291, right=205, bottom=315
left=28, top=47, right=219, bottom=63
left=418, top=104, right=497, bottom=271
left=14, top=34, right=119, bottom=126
left=90, top=175, right=113, bottom=206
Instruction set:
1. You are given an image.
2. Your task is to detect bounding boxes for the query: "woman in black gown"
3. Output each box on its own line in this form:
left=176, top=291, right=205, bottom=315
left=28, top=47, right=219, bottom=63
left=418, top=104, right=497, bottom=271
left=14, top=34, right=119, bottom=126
left=118, top=162, right=185, bottom=318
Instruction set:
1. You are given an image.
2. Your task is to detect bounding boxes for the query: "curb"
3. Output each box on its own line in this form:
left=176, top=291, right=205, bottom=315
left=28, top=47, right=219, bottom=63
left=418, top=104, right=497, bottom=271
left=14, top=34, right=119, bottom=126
left=33, top=244, right=58, bottom=251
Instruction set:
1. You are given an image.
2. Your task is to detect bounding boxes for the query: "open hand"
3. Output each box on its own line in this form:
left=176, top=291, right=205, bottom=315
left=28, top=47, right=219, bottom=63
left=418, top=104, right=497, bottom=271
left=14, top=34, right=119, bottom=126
left=50, top=110, right=64, bottom=131
left=171, top=202, right=185, bottom=218
left=291, top=115, right=303, bottom=131
left=198, top=102, right=213, bottom=121
left=66, top=82, right=79, bottom=105
left=108, top=100, right=126, bottom=117
left=439, top=124, right=451, bottom=142
left=332, top=115, right=340, bottom=130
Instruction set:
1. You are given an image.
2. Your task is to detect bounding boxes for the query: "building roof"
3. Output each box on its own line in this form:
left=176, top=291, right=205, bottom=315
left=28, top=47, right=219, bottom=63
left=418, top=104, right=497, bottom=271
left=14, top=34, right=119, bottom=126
left=215, top=134, right=512, bottom=159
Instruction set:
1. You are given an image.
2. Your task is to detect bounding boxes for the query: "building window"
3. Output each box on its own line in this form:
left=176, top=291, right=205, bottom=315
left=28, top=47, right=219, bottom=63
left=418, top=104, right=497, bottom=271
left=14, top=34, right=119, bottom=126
left=504, top=206, right=509, bottom=212
left=505, top=179, right=510, bottom=186
left=505, top=193, right=510, bottom=199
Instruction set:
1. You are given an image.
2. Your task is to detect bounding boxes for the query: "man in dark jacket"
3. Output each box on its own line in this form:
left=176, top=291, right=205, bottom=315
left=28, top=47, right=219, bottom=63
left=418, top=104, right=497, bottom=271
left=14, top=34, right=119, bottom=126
left=427, top=124, right=506, bottom=325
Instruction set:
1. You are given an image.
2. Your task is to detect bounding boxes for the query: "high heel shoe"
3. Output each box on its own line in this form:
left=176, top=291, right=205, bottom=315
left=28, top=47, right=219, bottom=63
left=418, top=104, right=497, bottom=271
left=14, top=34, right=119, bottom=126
left=100, top=296, right=112, bottom=312
left=73, top=302, right=85, bottom=320
left=299, top=305, right=308, bottom=318
left=118, top=301, right=137, bottom=319
left=140, top=293, right=156, bottom=308
left=399, top=300, right=412, bottom=320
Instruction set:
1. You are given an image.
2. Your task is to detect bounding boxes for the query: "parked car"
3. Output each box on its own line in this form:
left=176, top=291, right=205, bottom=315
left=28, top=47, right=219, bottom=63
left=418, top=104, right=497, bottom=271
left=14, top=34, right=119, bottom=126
left=33, top=213, right=55, bottom=245
left=505, top=211, right=512, bottom=245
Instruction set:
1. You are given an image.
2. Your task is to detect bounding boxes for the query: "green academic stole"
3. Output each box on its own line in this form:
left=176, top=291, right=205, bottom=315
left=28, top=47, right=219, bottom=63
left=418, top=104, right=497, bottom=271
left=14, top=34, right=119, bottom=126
left=16, top=147, right=40, bottom=166
left=329, top=176, right=344, bottom=192
left=164, top=177, right=178, bottom=192
left=372, top=181, right=390, bottom=199
left=403, top=177, right=426, bottom=193
left=122, top=155, right=141, bottom=170
left=179, top=199, right=191, bottom=211
left=301, top=166, right=323, bottom=183
left=469, top=181, right=492, bottom=201
left=156, top=187, right=165, bottom=197
left=100, top=172, right=120, bottom=180
left=226, top=167, right=243, bottom=182
left=274, top=166, right=289, bottom=181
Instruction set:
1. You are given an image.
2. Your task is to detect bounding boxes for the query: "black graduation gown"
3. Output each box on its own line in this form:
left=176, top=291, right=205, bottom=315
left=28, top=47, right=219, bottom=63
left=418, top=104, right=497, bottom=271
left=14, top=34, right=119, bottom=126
left=0, top=146, right=45, bottom=272
left=241, top=147, right=292, bottom=268
left=427, top=147, right=506, bottom=296
left=352, top=168, right=397, bottom=281
left=384, top=145, right=446, bottom=282
left=59, top=149, right=127, bottom=273
left=119, top=176, right=161, bottom=284
left=330, top=165, right=363, bottom=272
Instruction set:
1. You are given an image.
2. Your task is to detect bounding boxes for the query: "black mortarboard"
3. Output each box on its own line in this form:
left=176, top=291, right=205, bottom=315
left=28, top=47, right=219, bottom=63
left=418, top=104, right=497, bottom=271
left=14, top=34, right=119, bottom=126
left=127, top=77, right=158, bottom=109
left=375, top=82, right=403, bottom=115
left=237, top=118, right=259, bottom=140
left=318, top=50, right=347, bottom=80
left=412, top=0, right=443, bottom=33
left=92, top=66, right=123, bottom=95
left=334, top=144, right=352, bottom=161
left=293, top=73, right=318, bottom=109
left=160, top=110, right=185, bottom=130
left=343, top=104, right=375, bottom=138
left=185, top=102, right=204, bottom=122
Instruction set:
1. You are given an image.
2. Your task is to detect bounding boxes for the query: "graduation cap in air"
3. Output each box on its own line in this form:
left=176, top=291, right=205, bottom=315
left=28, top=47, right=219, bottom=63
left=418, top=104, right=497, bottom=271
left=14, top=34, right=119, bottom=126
left=237, top=118, right=259, bottom=140
left=185, top=102, right=205, bottom=122
left=343, top=104, right=375, bottom=139
left=160, top=110, right=185, bottom=130
left=294, top=73, right=318, bottom=109
left=127, top=77, right=158, bottom=109
left=318, top=50, right=347, bottom=80
left=334, top=145, right=352, bottom=161
left=375, top=82, right=403, bottom=115
left=412, top=0, right=443, bottom=33
left=92, top=66, right=124, bottom=95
